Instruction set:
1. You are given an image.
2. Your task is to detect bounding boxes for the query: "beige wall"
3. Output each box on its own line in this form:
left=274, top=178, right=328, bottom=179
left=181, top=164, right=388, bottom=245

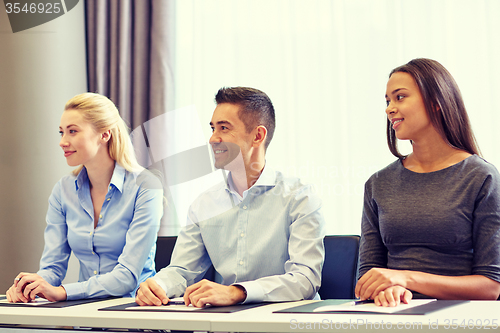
left=0, top=3, right=86, bottom=292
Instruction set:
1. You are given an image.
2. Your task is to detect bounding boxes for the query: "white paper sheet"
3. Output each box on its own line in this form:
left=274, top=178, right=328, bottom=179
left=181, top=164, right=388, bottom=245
left=313, top=299, right=436, bottom=313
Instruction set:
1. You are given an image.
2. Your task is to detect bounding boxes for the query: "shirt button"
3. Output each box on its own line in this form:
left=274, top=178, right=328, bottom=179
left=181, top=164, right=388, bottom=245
left=107, top=198, right=110, bottom=201
left=89, top=232, right=92, bottom=235
left=239, top=260, right=244, bottom=265
left=92, top=251, right=95, bottom=255
left=94, top=270, right=97, bottom=275
left=240, top=233, right=245, bottom=238
left=243, top=205, right=247, bottom=210
left=109, top=186, right=112, bottom=190
left=99, top=214, right=102, bottom=219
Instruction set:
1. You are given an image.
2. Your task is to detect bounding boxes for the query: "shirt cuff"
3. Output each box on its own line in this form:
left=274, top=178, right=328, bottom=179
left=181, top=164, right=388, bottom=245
left=151, top=276, right=168, bottom=296
left=232, top=281, right=264, bottom=304
left=62, top=282, right=85, bottom=301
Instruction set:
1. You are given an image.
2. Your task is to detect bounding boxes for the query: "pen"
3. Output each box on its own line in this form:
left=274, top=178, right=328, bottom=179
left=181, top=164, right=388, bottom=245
left=350, top=299, right=374, bottom=306
left=164, top=300, right=185, bottom=305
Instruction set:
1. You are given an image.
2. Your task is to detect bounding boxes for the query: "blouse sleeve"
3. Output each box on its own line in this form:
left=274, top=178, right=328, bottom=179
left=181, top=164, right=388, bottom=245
left=37, top=181, right=72, bottom=286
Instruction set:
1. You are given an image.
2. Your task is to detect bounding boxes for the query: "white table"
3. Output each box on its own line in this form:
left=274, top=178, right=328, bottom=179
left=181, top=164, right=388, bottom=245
left=210, top=300, right=500, bottom=332
left=0, top=297, right=216, bottom=332
left=1, top=297, right=499, bottom=332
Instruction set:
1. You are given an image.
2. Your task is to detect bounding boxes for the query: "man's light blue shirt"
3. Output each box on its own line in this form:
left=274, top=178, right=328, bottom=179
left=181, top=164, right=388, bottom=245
left=153, top=166, right=325, bottom=303
left=38, top=164, right=163, bottom=300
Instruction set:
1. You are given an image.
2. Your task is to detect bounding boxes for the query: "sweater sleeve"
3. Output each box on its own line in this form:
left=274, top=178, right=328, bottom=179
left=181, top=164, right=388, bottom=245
left=358, top=178, right=388, bottom=278
left=471, top=171, right=500, bottom=283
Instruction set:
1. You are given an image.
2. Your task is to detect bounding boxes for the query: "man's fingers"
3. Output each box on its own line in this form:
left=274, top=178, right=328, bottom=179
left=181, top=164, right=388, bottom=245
left=135, top=290, right=147, bottom=306
left=149, top=281, right=169, bottom=304
left=137, top=290, right=154, bottom=306
left=136, top=280, right=168, bottom=306
left=188, top=290, right=212, bottom=308
left=142, top=287, right=162, bottom=305
left=184, top=281, right=204, bottom=306
left=192, top=295, right=210, bottom=308
left=185, top=281, right=215, bottom=308
left=136, top=299, right=145, bottom=306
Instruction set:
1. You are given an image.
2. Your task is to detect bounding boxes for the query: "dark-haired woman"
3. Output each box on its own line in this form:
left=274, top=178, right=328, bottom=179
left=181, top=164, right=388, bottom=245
left=355, top=58, right=500, bottom=307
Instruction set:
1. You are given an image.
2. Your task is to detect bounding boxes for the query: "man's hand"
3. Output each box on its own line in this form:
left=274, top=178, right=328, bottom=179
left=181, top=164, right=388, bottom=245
left=6, top=272, right=67, bottom=303
left=355, top=268, right=409, bottom=300
left=183, top=279, right=246, bottom=308
left=136, top=278, right=169, bottom=306
left=374, top=286, right=413, bottom=307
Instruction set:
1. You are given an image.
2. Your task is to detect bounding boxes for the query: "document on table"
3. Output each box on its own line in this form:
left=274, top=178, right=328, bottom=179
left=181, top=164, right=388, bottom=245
left=313, top=299, right=436, bottom=313
left=125, top=297, right=206, bottom=311
left=0, top=298, right=56, bottom=306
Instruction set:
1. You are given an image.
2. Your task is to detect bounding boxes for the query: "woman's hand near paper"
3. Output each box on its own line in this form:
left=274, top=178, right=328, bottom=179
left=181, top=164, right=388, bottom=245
left=373, top=286, right=413, bottom=307
left=6, top=272, right=67, bottom=303
left=355, top=267, right=409, bottom=301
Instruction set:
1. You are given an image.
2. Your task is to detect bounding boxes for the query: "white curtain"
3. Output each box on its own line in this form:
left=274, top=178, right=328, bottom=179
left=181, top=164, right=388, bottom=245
left=168, top=0, right=500, bottom=236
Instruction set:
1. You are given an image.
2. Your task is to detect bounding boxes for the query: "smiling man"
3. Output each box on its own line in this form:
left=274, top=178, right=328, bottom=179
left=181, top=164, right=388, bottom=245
left=135, top=87, right=325, bottom=307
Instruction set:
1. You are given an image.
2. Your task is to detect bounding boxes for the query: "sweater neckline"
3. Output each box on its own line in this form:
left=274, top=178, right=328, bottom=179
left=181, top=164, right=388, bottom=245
left=398, top=154, right=476, bottom=175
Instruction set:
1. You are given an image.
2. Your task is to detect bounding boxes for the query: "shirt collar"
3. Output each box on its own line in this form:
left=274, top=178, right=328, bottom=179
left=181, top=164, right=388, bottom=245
left=74, top=163, right=125, bottom=193
left=75, top=167, right=88, bottom=191
left=109, top=163, right=126, bottom=193
left=226, top=163, right=276, bottom=195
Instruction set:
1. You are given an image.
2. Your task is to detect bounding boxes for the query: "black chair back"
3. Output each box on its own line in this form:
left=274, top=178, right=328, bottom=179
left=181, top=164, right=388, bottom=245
left=156, top=235, right=360, bottom=299
left=318, top=235, right=360, bottom=299
left=155, top=236, right=215, bottom=281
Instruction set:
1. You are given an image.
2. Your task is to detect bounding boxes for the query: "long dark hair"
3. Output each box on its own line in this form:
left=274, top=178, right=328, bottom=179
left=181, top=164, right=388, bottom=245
left=386, top=58, right=480, bottom=158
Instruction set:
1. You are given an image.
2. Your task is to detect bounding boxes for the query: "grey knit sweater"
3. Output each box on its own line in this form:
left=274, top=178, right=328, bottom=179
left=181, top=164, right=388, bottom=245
left=359, top=155, right=500, bottom=287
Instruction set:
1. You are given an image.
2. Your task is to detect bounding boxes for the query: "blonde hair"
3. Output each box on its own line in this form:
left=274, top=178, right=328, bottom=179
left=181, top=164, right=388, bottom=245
left=64, top=93, right=142, bottom=175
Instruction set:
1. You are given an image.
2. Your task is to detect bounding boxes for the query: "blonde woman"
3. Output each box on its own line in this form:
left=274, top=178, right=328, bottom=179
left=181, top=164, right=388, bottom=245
left=6, top=93, right=163, bottom=302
